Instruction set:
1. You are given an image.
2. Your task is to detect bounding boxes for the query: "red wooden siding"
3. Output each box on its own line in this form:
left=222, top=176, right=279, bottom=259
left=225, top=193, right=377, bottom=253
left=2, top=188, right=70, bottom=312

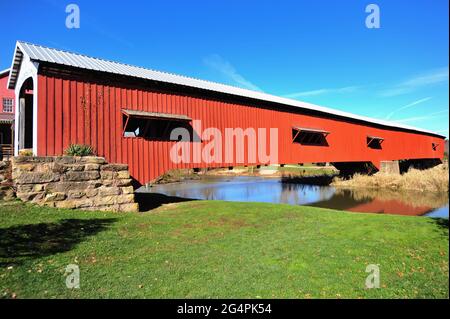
left=36, top=74, right=445, bottom=185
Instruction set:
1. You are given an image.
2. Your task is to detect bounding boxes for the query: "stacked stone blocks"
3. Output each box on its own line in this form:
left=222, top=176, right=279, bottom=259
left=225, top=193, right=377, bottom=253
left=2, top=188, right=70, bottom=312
left=0, top=161, right=14, bottom=201
left=12, top=156, right=138, bottom=212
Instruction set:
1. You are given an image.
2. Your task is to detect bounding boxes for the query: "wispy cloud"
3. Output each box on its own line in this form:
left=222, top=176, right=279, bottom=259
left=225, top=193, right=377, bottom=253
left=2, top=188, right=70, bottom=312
left=385, top=97, right=432, bottom=119
left=203, top=54, right=262, bottom=92
left=381, top=67, right=449, bottom=97
left=392, top=109, right=449, bottom=124
left=284, top=86, right=359, bottom=98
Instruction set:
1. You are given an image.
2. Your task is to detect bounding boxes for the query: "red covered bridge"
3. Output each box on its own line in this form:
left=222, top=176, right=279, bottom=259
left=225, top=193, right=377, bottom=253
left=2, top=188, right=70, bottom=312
left=7, top=41, right=446, bottom=185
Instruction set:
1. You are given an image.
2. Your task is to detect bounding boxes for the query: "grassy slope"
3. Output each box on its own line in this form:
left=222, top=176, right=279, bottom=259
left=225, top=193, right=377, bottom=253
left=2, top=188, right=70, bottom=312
left=0, top=200, right=448, bottom=299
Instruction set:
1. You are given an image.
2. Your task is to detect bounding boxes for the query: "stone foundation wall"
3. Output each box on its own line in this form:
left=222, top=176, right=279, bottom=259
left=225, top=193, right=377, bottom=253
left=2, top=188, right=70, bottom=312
left=380, top=160, right=400, bottom=175
left=11, top=156, right=138, bottom=212
left=0, top=161, right=14, bottom=201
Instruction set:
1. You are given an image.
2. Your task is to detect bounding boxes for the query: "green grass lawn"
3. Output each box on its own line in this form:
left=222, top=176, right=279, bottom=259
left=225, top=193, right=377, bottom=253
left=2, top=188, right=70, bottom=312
left=0, top=200, right=448, bottom=299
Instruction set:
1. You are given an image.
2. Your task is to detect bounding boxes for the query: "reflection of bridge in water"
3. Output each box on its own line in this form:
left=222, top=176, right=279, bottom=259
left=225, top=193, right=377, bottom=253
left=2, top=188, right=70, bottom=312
left=143, top=177, right=449, bottom=217
left=309, top=188, right=448, bottom=216
left=279, top=183, right=335, bottom=205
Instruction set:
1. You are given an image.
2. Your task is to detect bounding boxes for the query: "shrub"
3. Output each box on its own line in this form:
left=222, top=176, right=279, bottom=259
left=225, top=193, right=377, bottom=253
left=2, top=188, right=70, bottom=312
left=65, top=144, right=95, bottom=156
left=18, top=149, right=34, bottom=157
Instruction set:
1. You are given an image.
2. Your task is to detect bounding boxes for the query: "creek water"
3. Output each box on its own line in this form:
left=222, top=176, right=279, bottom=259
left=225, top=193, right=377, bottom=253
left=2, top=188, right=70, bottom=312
left=139, top=176, right=449, bottom=218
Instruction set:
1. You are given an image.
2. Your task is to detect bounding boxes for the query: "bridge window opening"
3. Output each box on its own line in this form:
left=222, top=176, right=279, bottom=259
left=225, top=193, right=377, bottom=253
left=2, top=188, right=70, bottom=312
left=432, top=143, right=439, bottom=151
left=292, top=127, right=329, bottom=146
left=122, top=109, right=193, bottom=141
left=18, top=77, right=34, bottom=151
left=367, top=136, right=384, bottom=149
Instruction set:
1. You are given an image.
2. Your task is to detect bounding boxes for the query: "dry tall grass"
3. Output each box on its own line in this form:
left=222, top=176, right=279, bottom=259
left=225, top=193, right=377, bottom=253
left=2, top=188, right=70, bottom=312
left=332, top=163, right=449, bottom=193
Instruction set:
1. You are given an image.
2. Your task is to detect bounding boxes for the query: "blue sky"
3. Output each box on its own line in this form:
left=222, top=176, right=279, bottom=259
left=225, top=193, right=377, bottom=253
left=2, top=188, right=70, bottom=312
left=1, top=0, right=448, bottom=135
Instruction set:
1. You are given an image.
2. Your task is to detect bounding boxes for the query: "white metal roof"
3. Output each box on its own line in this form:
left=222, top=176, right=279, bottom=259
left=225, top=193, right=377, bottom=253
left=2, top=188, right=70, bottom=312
left=8, top=41, right=445, bottom=138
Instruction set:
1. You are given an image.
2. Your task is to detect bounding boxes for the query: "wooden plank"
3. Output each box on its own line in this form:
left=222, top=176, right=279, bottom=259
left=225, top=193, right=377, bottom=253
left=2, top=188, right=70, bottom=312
left=62, top=79, right=70, bottom=152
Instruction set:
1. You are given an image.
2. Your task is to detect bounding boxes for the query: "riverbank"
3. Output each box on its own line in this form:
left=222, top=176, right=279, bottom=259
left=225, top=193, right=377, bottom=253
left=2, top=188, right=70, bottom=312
left=0, top=200, right=448, bottom=298
left=208, top=164, right=337, bottom=177
left=332, top=163, right=449, bottom=193
left=154, top=164, right=337, bottom=184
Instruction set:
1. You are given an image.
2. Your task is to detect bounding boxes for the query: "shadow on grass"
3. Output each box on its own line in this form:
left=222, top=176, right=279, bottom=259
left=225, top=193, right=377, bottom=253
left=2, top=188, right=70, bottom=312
left=135, top=192, right=196, bottom=211
left=0, top=218, right=117, bottom=266
left=433, top=218, right=449, bottom=237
